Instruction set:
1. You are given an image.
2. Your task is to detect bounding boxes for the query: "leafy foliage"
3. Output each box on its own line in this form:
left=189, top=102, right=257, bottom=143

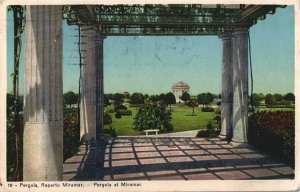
left=250, top=93, right=260, bottom=107
left=104, top=111, right=112, bottom=125
left=134, top=102, right=173, bottom=132
left=181, top=92, right=190, bottom=102
left=63, top=113, right=80, bottom=161
left=201, top=107, right=214, bottom=112
left=118, top=110, right=132, bottom=116
left=186, top=99, right=198, bottom=116
left=197, top=93, right=210, bottom=106
left=265, top=94, right=277, bottom=107
left=104, top=94, right=110, bottom=106
left=284, top=93, right=295, bottom=102
left=130, top=92, right=144, bottom=109
left=63, top=91, right=78, bottom=108
left=163, top=92, right=176, bottom=108
left=7, top=93, right=23, bottom=181
left=114, top=104, right=127, bottom=111
left=115, top=111, right=122, bottom=119
left=248, top=111, right=294, bottom=166
left=113, top=93, right=124, bottom=106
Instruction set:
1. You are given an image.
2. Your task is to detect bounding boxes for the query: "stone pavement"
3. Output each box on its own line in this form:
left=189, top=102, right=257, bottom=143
left=63, top=137, right=294, bottom=181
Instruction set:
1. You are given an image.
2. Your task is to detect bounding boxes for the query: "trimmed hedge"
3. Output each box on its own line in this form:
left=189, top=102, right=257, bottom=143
left=248, top=111, right=294, bottom=167
left=118, top=109, right=132, bottom=116
left=115, top=111, right=122, bottom=118
left=114, top=105, right=127, bottom=111
left=201, top=107, right=214, bottom=112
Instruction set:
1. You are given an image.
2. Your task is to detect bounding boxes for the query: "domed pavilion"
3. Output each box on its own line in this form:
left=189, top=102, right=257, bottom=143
left=172, top=81, right=190, bottom=102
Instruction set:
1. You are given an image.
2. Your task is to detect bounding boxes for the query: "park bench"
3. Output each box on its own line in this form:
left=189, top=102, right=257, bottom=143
left=143, top=129, right=159, bottom=135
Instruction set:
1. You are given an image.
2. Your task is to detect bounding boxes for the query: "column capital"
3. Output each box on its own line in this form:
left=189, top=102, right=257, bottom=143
left=233, top=27, right=249, bottom=36
left=220, top=31, right=233, bottom=41
left=94, top=33, right=106, bottom=42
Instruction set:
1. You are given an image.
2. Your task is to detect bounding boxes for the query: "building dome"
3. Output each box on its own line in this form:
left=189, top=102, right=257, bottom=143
left=172, top=81, right=190, bottom=89
left=172, top=81, right=190, bottom=103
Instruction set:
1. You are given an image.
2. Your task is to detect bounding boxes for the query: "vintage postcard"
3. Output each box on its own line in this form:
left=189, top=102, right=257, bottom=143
left=0, top=0, right=299, bottom=191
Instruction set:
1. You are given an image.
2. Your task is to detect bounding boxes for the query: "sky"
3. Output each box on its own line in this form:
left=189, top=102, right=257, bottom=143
left=6, top=5, right=295, bottom=96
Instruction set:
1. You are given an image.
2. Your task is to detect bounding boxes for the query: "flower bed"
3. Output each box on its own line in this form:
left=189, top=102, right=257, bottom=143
left=248, top=111, right=294, bottom=166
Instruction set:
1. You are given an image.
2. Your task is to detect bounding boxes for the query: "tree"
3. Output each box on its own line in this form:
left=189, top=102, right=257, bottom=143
left=265, top=94, right=277, bottom=107
left=113, top=93, right=124, bottom=106
left=130, top=92, right=144, bottom=109
left=250, top=93, right=260, bottom=107
left=257, top=93, right=265, bottom=103
left=104, top=94, right=110, bottom=106
left=149, top=95, right=159, bottom=103
left=63, top=91, right=78, bottom=108
left=163, top=92, right=176, bottom=109
left=186, top=99, right=198, bottom=116
left=273, top=94, right=283, bottom=103
left=284, top=93, right=295, bottom=103
left=206, top=92, right=214, bottom=103
left=134, top=102, right=173, bottom=132
left=8, top=5, right=25, bottom=181
left=181, top=92, right=190, bottom=102
left=197, top=93, right=210, bottom=107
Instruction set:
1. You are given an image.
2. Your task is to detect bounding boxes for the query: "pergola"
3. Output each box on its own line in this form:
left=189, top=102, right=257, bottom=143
left=22, top=4, right=284, bottom=181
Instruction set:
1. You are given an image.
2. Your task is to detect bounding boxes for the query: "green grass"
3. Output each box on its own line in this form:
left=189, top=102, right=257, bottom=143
left=105, top=105, right=217, bottom=136
left=171, top=106, right=216, bottom=132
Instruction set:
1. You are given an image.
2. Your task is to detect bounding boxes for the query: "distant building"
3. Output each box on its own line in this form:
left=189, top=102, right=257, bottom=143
left=172, top=81, right=190, bottom=103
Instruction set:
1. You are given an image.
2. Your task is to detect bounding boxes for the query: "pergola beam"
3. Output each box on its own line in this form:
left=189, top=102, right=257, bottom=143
left=63, top=4, right=285, bottom=36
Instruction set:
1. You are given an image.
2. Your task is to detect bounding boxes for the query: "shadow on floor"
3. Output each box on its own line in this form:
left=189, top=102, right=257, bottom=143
left=63, top=137, right=294, bottom=181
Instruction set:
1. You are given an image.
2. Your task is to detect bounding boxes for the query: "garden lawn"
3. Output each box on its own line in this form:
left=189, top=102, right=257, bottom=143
left=105, top=105, right=217, bottom=136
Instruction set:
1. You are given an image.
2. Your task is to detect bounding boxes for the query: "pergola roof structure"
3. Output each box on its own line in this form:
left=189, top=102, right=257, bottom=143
left=63, top=4, right=285, bottom=36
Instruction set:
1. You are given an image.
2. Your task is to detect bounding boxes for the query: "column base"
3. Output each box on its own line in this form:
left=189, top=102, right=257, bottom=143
left=218, top=134, right=228, bottom=141
left=230, top=140, right=249, bottom=147
left=81, top=134, right=95, bottom=142
left=23, top=121, right=63, bottom=181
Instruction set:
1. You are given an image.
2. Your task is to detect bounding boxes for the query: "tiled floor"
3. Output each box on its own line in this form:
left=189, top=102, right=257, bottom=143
left=63, top=137, right=294, bottom=181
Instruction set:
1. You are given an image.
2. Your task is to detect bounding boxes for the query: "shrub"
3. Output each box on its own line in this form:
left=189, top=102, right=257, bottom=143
left=108, top=109, right=115, bottom=113
left=63, top=113, right=80, bottom=161
left=248, top=111, right=294, bottom=166
left=114, top=104, right=127, bottom=111
left=215, top=108, right=221, bottom=115
left=213, top=115, right=221, bottom=124
left=207, top=121, right=214, bottom=135
left=115, top=111, right=122, bottom=119
left=118, top=109, right=132, bottom=116
left=201, top=107, right=214, bottom=112
left=103, top=126, right=117, bottom=138
left=197, top=121, right=219, bottom=138
left=134, top=102, right=173, bottom=132
left=104, top=111, right=112, bottom=125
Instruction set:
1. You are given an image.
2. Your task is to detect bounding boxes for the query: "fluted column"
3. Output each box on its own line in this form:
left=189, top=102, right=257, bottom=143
left=23, top=5, right=63, bottom=181
left=95, top=34, right=105, bottom=140
left=232, top=28, right=249, bottom=144
left=219, top=31, right=233, bottom=141
left=80, top=30, right=97, bottom=141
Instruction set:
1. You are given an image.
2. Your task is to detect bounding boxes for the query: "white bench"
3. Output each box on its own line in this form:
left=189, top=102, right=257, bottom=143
left=143, top=129, right=159, bottom=135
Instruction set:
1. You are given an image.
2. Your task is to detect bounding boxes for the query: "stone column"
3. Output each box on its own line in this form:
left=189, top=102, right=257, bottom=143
left=95, top=34, right=105, bottom=140
left=219, top=31, right=233, bottom=141
left=231, top=28, right=249, bottom=144
left=23, top=5, right=63, bottom=181
left=80, top=30, right=97, bottom=141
